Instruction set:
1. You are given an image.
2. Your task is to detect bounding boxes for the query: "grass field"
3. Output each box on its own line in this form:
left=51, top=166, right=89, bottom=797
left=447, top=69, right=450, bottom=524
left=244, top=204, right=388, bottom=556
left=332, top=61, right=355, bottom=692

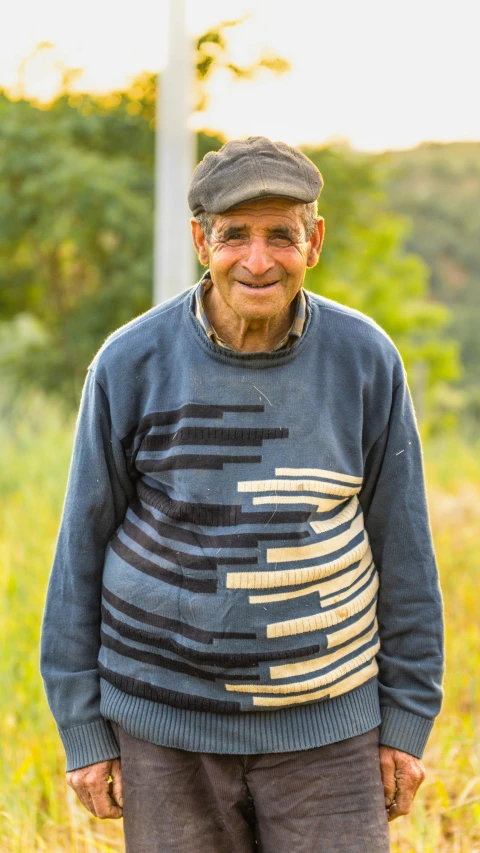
left=1, top=393, right=479, bottom=852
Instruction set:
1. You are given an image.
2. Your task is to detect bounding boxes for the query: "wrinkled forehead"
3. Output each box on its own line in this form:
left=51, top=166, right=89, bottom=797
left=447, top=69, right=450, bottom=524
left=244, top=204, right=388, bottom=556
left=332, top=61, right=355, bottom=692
left=213, top=196, right=305, bottom=233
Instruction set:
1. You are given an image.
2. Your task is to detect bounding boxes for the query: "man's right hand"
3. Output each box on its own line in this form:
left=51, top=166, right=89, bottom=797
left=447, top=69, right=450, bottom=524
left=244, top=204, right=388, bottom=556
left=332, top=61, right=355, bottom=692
left=67, top=758, right=123, bottom=819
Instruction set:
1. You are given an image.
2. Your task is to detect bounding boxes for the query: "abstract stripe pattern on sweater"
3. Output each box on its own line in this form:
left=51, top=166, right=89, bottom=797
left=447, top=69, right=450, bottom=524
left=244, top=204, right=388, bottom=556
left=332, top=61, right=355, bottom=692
left=99, top=403, right=379, bottom=712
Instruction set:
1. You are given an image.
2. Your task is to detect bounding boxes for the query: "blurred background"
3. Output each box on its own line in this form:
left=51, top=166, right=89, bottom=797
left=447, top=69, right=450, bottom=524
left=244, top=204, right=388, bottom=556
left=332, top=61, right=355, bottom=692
left=0, top=1, right=479, bottom=850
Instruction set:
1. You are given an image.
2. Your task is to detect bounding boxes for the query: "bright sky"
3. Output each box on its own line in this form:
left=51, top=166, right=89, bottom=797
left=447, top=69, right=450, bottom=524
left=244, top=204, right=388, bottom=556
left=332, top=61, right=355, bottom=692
left=1, top=0, right=479, bottom=151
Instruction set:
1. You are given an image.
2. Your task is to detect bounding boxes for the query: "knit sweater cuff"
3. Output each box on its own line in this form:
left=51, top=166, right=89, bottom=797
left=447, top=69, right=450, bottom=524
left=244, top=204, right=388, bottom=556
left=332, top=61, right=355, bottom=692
left=379, top=706, right=434, bottom=758
left=60, top=719, right=120, bottom=772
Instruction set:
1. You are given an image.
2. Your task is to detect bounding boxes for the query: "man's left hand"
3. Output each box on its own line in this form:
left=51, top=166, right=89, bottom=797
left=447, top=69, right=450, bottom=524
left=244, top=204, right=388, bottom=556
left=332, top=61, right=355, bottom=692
left=379, top=746, right=425, bottom=822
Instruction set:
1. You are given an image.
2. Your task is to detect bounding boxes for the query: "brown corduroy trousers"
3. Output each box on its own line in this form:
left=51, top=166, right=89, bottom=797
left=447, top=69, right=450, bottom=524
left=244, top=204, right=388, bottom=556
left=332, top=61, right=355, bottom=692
left=112, top=724, right=390, bottom=853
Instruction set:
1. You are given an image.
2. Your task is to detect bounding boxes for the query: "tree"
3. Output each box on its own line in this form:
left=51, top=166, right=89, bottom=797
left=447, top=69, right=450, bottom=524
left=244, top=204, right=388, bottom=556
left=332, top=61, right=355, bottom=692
left=0, top=22, right=289, bottom=402
left=0, top=92, right=153, bottom=401
left=303, top=145, right=459, bottom=430
left=380, top=142, right=480, bottom=423
left=194, top=18, right=289, bottom=112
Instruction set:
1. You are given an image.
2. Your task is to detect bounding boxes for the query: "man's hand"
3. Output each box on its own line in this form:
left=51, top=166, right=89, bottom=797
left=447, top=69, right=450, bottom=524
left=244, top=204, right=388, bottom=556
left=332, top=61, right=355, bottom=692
left=379, top=746, right=425, bottom=822
left=67, top=758, right=123, bottom=819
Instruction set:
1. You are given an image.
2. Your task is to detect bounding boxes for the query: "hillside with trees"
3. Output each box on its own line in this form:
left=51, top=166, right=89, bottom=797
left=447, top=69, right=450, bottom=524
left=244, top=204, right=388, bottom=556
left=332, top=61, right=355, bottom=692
left=0, top=85, right=460, bottom=425
left=381, top=142, right=480, bottom=421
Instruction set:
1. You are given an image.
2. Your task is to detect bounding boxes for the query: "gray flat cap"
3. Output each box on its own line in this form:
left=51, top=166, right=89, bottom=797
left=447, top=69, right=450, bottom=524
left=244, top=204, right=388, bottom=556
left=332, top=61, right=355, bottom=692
left=188, top=136, right=323, bottom=216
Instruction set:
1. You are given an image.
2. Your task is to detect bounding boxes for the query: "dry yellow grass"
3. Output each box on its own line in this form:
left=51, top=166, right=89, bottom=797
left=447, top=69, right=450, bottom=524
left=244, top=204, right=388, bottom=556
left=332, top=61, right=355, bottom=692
left=389, top=440, right=480, bottom=852
left=1, top=397, right=479, bottom=852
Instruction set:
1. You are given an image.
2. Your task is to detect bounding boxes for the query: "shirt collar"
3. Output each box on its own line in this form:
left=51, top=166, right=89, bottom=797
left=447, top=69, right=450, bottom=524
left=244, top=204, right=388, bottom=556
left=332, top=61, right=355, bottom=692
left=194, top=271, right=307, bottom=352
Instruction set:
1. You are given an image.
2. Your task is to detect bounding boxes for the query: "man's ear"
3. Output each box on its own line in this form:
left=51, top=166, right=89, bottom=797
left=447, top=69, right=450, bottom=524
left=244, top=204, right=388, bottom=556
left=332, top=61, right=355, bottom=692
left=306, top=217, right=325, bottom=268
left=191, top=219, right=210, bottom=266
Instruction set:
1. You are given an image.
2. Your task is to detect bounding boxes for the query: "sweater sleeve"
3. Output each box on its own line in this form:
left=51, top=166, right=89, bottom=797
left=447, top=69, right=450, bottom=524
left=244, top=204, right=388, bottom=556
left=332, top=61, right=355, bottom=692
left=40, top=368, right=134, bottom=771
left=360, top=375, right=444, bottom=759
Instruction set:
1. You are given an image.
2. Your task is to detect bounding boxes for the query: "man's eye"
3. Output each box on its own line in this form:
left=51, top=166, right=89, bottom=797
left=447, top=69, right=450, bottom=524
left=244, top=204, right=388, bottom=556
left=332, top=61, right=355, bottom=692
left=225, top=234, right=246, bottom=243
left=270, top=236, right=291, bottom=247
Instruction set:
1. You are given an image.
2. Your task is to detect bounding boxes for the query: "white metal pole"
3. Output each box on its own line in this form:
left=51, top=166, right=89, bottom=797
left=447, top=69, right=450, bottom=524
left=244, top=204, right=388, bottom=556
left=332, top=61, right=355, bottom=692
left=154, top=0, right=195, bottom=306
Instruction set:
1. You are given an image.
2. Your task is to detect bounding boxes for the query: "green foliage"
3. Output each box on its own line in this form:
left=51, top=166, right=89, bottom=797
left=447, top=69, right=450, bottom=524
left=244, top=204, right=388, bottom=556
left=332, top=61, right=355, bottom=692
left=194, top=18, right=290, bottom=111
left=0, top=90, right=153, bottom=401
left=303, top=146, right=460, bottom=430
left=380, top=142, right=480, bottom=421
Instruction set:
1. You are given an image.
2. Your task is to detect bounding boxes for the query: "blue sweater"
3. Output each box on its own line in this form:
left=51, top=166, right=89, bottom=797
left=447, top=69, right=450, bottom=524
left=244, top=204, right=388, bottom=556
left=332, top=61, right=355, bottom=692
left=40, top=286, right=444, bottom=771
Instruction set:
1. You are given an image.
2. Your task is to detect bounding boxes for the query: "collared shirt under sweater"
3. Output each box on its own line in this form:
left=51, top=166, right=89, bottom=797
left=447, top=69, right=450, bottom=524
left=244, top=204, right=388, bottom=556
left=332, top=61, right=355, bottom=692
left=194, top=272, right=307, bottom=351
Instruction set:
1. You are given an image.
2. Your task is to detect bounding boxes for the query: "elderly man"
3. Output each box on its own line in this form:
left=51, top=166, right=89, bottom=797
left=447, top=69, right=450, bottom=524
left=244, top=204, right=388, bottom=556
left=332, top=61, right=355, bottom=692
left=41, top=137, right=443, bottom=853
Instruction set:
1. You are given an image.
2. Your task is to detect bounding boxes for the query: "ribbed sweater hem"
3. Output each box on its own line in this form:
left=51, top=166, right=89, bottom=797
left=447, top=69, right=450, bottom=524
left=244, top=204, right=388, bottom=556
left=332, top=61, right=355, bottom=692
left=99, top=676, right=381, bottom=755
left=60, top=718, right=120, bottom=772
left=379, top=705, right=433, bottom=758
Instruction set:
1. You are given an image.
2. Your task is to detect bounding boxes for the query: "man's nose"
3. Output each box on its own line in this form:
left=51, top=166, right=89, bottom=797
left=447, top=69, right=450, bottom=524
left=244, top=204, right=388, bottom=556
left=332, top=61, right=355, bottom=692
left=241, top=237, right=276, bottom=278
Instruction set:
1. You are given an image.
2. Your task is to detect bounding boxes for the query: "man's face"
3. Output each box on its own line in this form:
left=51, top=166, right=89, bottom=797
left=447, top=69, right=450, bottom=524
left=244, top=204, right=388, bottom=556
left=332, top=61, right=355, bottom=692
left=191, top=197, right=324, bottom=323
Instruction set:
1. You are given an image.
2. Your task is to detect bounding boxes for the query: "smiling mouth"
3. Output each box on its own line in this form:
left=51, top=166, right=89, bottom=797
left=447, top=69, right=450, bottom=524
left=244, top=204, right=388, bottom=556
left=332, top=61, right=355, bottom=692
left=238, top=280, right=279, bottom=289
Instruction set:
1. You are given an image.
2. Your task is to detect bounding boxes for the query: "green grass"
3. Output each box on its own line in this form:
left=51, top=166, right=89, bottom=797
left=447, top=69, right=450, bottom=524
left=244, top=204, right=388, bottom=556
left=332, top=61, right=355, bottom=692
left=0, top=394, right=123, bottom=853
left=0, top=395, right=479, bottom=851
